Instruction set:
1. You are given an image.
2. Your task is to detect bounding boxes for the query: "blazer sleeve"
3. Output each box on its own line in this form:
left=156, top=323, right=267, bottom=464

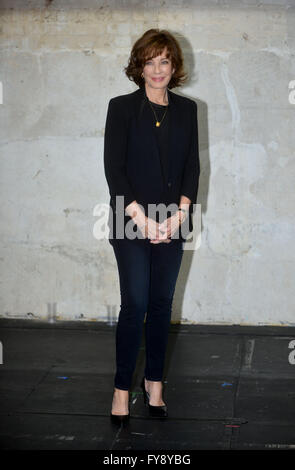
left=103, top=97, right=136, bottom=210
left=180, top=100, right=200, bottom=206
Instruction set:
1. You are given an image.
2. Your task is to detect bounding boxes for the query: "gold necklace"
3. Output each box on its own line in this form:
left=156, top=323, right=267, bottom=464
left=147, top=90, right=169, bottom=127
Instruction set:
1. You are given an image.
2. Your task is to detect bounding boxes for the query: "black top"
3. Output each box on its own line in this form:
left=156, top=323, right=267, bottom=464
left=104, top=86, right=200, bottom=240
left=146, top=99, right=170, bottom=187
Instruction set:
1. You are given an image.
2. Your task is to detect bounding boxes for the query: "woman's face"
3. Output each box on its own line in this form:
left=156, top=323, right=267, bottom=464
left=142, top=47, right=175, bottom=90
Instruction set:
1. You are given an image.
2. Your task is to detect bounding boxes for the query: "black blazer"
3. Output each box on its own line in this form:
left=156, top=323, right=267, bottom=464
left=103, top=85, right=200, bottom=242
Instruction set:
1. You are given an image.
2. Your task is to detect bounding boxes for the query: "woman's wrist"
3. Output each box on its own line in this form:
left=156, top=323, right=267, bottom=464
left=125, top=200, right=139, bottom=218
left=132, top=210, right=147, bottom=229
left=178, top=207, right=189, bottom=224
left=125, top=201, right=146, bottom=224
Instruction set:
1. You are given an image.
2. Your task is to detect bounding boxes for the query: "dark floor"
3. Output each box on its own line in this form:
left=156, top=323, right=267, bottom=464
left=0, top=318, right=295, bottom=450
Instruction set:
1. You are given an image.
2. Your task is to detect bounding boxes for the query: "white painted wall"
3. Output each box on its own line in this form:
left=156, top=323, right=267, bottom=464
left=0, top=0, right=294, bottom=325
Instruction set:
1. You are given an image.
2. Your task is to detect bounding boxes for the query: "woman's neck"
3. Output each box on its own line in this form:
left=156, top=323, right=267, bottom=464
left=144, top=84, right=168, bottom=105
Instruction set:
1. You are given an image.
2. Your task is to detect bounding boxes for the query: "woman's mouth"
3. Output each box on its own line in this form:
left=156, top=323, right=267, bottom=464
left=151, top=77, right=165, bottom=82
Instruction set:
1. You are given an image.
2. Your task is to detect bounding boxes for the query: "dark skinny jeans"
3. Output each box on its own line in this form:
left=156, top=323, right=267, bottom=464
left=110, top=236, right=184, bottom=390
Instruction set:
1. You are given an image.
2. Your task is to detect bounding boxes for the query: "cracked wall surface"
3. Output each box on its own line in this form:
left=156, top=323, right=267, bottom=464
left=0, top=0, right=294, bottom=325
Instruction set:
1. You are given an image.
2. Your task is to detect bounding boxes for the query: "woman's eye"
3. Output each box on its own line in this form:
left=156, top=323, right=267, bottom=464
left=145, top=60, right=169, bottom=65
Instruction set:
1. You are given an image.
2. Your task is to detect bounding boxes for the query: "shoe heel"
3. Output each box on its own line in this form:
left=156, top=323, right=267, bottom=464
left=140, top=376, right=150, bottom=406
left=140, top=376, right=168, bottom=418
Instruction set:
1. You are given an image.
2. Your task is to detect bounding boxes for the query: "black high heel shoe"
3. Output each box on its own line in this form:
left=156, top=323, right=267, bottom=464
left=110, top=388, right=130, bottom=425
left=110, top=411, right=130, bottom=425
left=140, top=376, right=168, bottom=418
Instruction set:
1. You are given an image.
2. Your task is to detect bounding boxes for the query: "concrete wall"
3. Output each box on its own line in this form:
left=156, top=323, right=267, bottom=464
left=0, top=0, right=294, bottom=325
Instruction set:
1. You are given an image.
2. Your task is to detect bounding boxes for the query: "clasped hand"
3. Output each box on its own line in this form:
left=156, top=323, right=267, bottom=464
left=142, top=213, right=183, bottom=244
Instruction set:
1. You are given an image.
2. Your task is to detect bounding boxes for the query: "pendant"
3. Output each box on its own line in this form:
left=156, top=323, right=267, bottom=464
left=156, top=121, right=160, bottom=127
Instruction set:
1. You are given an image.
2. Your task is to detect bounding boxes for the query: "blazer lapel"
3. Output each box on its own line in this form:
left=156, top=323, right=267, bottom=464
left=166, top=88, right=178, bottom=186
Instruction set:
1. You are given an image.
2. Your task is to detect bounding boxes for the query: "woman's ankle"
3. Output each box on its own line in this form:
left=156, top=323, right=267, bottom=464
left=114, top=387, right=129, bottom=393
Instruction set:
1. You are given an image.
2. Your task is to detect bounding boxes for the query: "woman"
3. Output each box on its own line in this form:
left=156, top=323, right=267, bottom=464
left=104, top=29, right=200, bottom=424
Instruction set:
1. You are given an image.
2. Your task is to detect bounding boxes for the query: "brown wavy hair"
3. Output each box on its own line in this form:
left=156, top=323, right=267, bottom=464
left=124, top=29, right=188, bottom=89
